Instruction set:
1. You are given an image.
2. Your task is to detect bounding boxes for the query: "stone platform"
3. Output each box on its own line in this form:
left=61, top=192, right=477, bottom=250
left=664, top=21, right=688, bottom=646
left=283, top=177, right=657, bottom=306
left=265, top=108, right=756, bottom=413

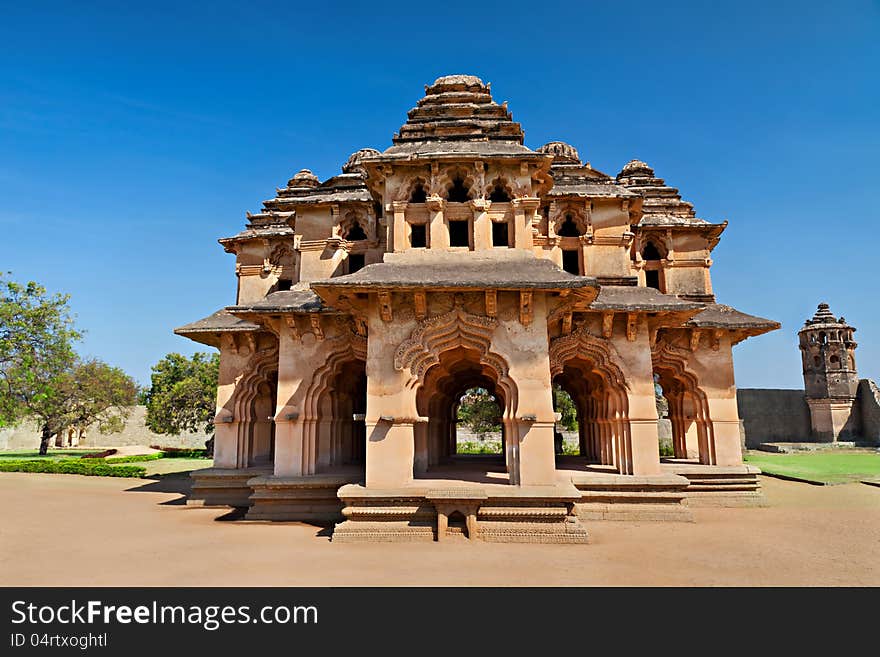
left=664, top=460, right=766, bottom=507
left=333, top=481, right=589, bottom=544
left=188, top=466, right=271, bottom=508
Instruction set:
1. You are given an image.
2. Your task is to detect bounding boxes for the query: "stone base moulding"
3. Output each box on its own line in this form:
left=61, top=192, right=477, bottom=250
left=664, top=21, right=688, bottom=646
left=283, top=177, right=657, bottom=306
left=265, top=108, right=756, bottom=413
left=669, top=463, right=766, bottom=507
left=332, top=483, right=589, bottom=543
left=571, top=472, right=694, bottom=522
left=246, top=474, right=359, bottom=522
left=188, top=467, right=270, bottom=508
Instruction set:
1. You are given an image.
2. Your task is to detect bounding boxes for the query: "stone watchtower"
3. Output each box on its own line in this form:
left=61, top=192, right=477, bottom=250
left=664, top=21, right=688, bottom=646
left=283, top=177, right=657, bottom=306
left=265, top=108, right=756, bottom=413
left=798, top=303, right=860, bottom=441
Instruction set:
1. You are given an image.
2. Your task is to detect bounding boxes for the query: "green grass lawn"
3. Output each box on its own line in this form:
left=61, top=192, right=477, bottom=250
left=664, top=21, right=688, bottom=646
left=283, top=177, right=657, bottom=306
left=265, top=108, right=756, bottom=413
left=0, top=450, right=212, bottom=478
left=744, top=450, right=880, bottom=484
left=0, top=449, right=101, bottom=460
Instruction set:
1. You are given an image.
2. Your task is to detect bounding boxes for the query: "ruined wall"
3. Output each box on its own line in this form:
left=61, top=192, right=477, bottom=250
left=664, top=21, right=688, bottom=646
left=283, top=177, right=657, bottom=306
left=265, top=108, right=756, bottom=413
left=858, top=379, right=880, bottom=443
left=0, top=406, right=210, bottom=451
left=736, top=389, right=812, bottom=447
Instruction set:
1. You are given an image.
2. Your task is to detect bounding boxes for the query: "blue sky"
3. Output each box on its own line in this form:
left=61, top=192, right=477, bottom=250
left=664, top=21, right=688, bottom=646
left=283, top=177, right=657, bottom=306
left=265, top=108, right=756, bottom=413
left=1, top=1, right=877, bottom=388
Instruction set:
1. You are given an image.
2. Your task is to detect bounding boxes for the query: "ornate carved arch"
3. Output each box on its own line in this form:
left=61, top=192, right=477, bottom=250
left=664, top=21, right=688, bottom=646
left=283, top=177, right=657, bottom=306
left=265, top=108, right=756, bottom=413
left=651, top=338, right=714, bottom=462
left=485, top=175, right=513, bottom=202
left=435, top=165, right=476, bottom=201
left=231, top=341, right=280, bottom=423
left=551, top=203, right=590, bottom=237
left=396, top=176, right=429, bottom=203
left=394, top=306, right=517, bottom=415
left=549, top=327, right=629, bottom=391
left=337, top=208, right=373, bottom=240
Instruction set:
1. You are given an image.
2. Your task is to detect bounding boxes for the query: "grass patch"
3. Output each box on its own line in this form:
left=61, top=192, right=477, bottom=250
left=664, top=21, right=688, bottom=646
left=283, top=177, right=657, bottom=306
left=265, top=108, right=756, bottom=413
left=103, top=453, right=164, bottom=464
left=457, top=440, right=502, bottom=455
left=0, top=449, right=97, bottom=460
left=0, top=459, right=146, bottom=478
left=745, top=450, right=880, bottom=484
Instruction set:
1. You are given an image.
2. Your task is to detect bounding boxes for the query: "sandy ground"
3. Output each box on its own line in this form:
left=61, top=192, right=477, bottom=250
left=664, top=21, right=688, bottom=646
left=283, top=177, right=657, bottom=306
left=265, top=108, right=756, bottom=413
left=0, top=472, right=877, bottom=586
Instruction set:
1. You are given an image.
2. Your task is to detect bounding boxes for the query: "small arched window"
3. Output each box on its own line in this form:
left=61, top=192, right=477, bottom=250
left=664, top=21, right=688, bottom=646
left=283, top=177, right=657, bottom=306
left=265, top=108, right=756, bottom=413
left=346, top=221, right=367, bottom=241
left=642, top=242, right=662, bottom=260
left=558, top=214, right=581, bottom=237
left=488, top=184, right=510, bottom=202
left=447, top=177, right=470, bottom=203
left=409, top=183, right=427, bottom=203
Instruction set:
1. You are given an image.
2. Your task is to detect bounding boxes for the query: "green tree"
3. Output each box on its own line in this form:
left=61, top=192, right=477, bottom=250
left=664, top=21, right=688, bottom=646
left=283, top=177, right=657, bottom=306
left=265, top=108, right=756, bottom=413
left=142, top=352, right=219, bottom=436
left=457, top=388, right=502, bottom=435
left=62, top=359, right=139, bottom=435
left=553, top=384, right=578, bottom=431
left=0, top=275, right=82, bottom=454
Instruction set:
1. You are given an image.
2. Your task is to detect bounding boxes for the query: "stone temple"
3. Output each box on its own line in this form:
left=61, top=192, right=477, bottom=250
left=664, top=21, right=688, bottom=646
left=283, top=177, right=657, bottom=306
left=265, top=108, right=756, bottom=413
left=176, top=75, right=780, bottom=542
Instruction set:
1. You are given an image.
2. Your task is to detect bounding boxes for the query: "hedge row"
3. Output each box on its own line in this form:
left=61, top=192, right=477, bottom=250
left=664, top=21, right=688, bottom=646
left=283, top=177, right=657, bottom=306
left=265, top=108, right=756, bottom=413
left=149, top=447, right=209, bottom=458
left=0, top=459, right=146, bottom=478
left=101, top=453, right=164, bottom=464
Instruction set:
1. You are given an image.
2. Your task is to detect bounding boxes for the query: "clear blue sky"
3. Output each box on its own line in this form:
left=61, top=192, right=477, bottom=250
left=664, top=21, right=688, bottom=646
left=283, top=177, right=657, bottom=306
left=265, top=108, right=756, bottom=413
left=1, top=1, right=877, bottom=388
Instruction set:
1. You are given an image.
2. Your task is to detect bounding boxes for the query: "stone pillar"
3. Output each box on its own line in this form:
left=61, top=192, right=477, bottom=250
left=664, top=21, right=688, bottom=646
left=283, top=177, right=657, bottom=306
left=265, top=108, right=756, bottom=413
left=471, top=198, right=491, bottom=250
left=363, top=303, right=419, bottom=487
left=273, top=328, right=321, bottom=477
left=511, top=197, right=539, bottom=250
left=426, top=196, right=448, bottom=250
left=413, top=421, right=429, bottom=473
left=213, top=335, right=252, bottom=469
left=391, top=201, right=408, bottom=253
left=612, top=319, right=662, bottom=475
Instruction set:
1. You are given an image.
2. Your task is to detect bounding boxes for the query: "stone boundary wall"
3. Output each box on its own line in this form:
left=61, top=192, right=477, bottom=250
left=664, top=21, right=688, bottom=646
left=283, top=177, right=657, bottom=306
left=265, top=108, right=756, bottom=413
left=736, top=388, right=812, bottom=447
left=858, top=379, right=880, bottom=443
left=0, top=405, right=210, bottom=451
left=737, top=379, right=880, bottom=447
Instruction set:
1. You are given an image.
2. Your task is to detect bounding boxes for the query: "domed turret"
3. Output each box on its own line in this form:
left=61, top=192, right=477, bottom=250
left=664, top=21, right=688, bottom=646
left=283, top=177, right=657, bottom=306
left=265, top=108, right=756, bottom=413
left=286, top=169, right=320, bottom=189
left=798, top=302, right=860, bottom=441
left=537, top=141, right=581, bottom=165
left=342, top=148, right=381, bottom=175
left=617, top=159, right=655, bottom=180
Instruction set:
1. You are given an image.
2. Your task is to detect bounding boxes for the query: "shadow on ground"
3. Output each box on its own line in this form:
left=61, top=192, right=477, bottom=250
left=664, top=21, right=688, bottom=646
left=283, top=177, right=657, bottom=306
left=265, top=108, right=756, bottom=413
left=124, top=472, right=193, bottom=505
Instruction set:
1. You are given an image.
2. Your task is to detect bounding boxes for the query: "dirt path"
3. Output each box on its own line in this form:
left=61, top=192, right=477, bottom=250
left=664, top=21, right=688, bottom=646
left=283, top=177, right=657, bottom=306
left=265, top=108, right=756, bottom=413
left=0, top=472, right=877, bottom=586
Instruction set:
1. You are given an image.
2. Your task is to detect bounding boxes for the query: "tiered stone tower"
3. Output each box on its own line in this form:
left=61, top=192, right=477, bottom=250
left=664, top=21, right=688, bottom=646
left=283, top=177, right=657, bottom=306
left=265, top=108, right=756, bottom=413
left=798, top=303, right=860, bottom=441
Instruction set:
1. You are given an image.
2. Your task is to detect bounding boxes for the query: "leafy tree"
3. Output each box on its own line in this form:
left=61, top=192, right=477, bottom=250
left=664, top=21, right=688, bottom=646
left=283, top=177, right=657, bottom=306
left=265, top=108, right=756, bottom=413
left=142, top=352, right=219, bottom=436
left=0, top=275, right=82, bottom=454
left=457, top=388, right=501, bottom=435
left=62, top=359, right=139, bottom=435
left=553, top=384, right=578, bottom=431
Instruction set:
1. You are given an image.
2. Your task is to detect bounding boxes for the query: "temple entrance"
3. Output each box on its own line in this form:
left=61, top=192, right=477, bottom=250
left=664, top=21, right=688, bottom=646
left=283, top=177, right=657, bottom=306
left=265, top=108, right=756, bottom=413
left=315, top=358, right=366, bottom=474
left=553, top=356, right=629, bottom=473
left=416, top=346, right=514, bottom=483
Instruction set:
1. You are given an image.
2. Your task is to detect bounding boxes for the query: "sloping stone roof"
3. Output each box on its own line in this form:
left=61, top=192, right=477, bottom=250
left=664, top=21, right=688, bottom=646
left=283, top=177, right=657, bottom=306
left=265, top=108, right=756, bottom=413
left=174, top=310, right=261, bottom=346
left=228, top=289, right=328, bottom=314
left=312, top=252, right=598, bottom=290
left=589, top=286, right=704, bottom=312
left=686, top=304, right=781, bottom=331
left=616, top=159, right=712, bottom=227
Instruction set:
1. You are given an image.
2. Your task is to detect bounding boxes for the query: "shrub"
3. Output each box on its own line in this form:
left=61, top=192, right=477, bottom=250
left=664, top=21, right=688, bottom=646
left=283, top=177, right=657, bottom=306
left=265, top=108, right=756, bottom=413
left=80, top=449, right=118, bottom=459
left=103, top=453, right=163, bottom=464
left=0, top=459, right=146, bottom=477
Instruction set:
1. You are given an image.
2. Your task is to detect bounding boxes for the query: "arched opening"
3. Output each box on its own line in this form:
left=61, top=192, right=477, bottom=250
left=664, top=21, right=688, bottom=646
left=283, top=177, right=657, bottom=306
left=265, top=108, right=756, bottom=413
left=488, top=184, right=510, bottom=203
left=553, top=357, right=629, bottom=472
left=247, top=371, right=278, bottom=467
left=409, top=183, right=427, bottom=203
left=345, top=221, right=367, bottom=241
left=416, top=346, right=513, bottom=483
left=446, top=177, right=471, bottom=203
left=558, top=214, right=581, bottom=237
left=653, top=364, right=712, bottom=464
left=641, top=242, right=662, bottom=260
left=315, top=359, right=366, bottom=474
